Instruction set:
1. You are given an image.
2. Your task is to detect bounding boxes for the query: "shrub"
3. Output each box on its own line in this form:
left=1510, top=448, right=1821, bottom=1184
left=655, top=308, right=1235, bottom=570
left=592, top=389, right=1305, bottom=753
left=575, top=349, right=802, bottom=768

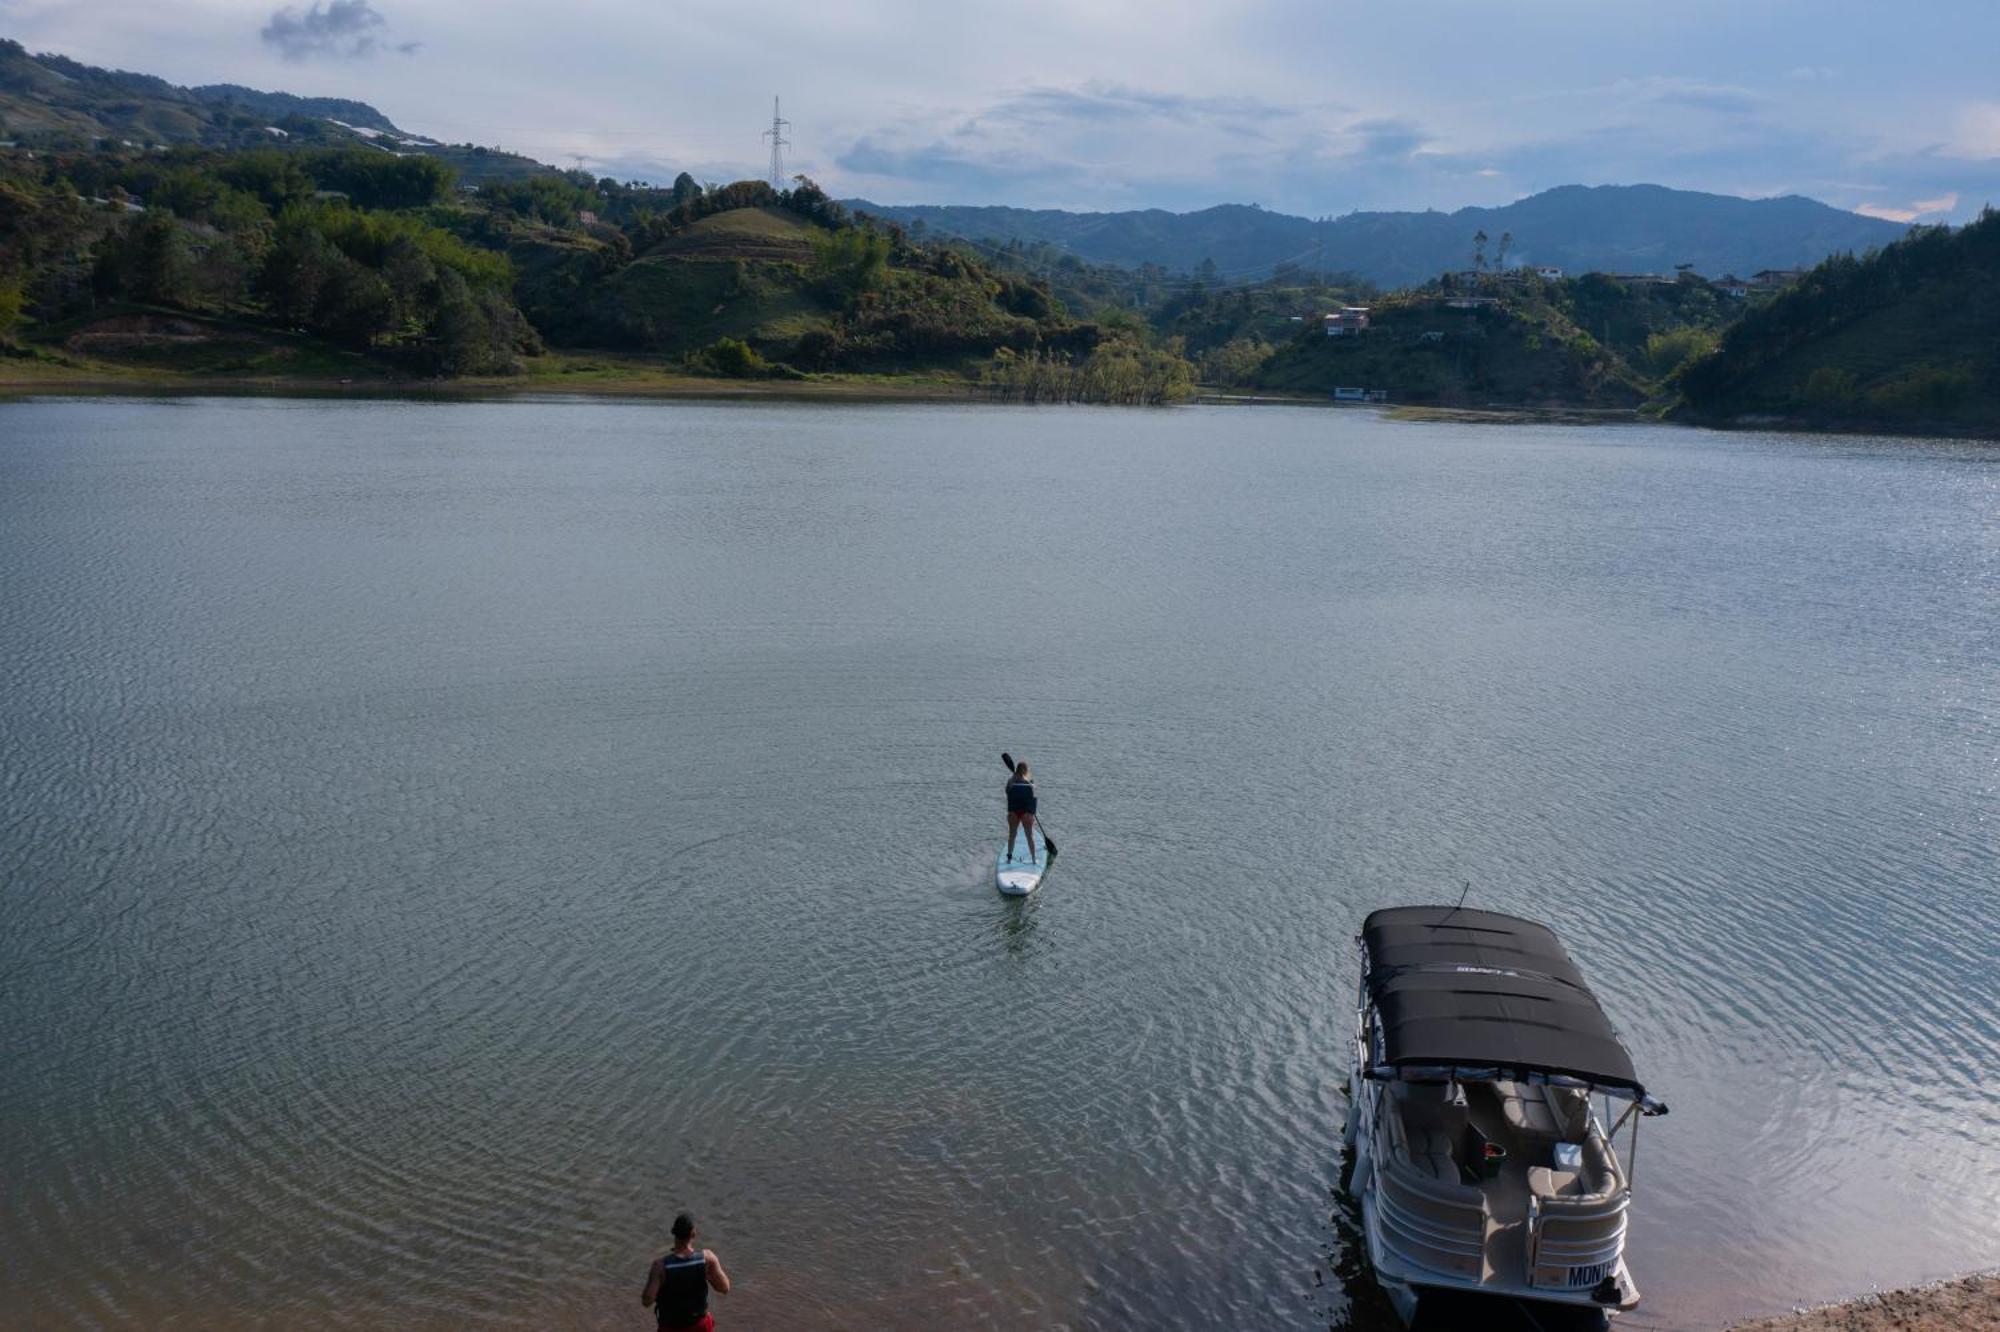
left=0, top=280, right=24, bottom=340
left=692, top=336, right=766, bottom=377
left=1799, top=365, right=1856, bottom=409
left=1865, top=364, right=1972, bottom=415
left=1643, top=325, right=1718, bottom=379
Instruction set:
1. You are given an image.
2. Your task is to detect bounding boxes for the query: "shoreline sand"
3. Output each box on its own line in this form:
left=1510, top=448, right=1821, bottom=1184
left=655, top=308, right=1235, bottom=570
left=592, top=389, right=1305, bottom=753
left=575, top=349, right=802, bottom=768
left=1727, top=1273, right=2000, bottom=1331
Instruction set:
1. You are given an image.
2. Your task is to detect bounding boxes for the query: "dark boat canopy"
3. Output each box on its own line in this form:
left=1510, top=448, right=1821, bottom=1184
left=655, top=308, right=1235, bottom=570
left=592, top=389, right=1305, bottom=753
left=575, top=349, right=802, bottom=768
left=1361, top=906, right=1651, bottom=1101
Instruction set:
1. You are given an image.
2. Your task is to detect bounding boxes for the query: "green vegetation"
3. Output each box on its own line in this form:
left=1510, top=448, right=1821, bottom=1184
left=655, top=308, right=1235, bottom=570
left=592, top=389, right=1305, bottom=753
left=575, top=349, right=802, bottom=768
left=1247, top=286, right=1645, bottom=408
left=13, top=38, right=1967, bottom=422
left=982, top=339, right=1194, bottom=405
left=2, top=139, right=1175, bottom=397
left=1676, top=210, right=2000, bottom=432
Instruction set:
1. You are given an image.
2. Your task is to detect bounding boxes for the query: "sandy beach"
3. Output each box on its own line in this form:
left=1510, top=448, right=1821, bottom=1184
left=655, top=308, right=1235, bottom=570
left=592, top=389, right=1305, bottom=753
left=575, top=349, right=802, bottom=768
left=1729, top=1274, right=2000, bottom=1331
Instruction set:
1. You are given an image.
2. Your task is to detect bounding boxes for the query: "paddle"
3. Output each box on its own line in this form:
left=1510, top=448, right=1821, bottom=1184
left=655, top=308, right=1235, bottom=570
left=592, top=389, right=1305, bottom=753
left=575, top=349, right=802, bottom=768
left=1000, top=752, right=1057, bottom=859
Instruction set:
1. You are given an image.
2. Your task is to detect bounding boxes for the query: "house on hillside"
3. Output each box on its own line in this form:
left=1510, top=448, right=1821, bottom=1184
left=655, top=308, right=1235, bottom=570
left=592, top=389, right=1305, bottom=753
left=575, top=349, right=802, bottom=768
left=1444, top=295, right=1499, bottom=310
left=1534, top=266, right=1563, bottom=280
left=1324, top=306, right=1371, bottom=337
left=1751, top=269, right=1804, bottom=288
left=1608, top=272, right=1679, bottom=288
left=1711, top=275, right=1751, bottom=298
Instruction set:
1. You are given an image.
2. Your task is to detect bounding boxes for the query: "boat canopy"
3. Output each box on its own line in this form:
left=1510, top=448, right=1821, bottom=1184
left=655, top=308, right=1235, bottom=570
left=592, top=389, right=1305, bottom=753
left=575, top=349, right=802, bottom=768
left=1360, top=906, right=1653, bottom=1103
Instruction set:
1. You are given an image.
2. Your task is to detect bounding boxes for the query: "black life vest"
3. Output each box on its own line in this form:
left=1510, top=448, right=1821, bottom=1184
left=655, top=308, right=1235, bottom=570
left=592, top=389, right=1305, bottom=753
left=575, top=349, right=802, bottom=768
left=657, top=1249, right=709, bottom=1328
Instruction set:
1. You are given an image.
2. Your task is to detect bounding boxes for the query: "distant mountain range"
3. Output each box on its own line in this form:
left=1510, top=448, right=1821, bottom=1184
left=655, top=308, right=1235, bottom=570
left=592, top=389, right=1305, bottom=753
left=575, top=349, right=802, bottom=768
left=852, top=186, right=1910, bottom=288
left=3, top=36, right=1911, bottom=287
left=0, top=37, right=401, bottom=143
left=0, top=37, right=546, bottom=183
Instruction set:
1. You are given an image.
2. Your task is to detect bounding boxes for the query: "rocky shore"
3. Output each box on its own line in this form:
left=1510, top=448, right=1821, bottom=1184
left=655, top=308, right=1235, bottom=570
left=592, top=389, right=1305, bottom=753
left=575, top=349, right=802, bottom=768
left=1729, top=1273, right=2000, bottom=1331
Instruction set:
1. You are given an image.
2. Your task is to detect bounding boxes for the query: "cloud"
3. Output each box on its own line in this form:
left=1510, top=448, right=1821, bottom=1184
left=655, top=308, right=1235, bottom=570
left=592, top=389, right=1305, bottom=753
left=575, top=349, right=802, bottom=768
left=1950, top=102, right=2000, bottom=158
left=834, top=82, right=1457, bottom=210
left=260, top=0, right=415, bottom=62
left=838, top=136, right=1094, bottom=194
left=1856, top=191, right=1960, bottom=222
left=1631, top=78, right=1771, bottom=117
left=1338, top=116, right=1429, bottom=160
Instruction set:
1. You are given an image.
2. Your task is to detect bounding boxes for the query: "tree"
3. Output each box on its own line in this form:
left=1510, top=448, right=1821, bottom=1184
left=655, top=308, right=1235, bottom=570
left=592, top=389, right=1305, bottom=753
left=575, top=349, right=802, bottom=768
left=424, top=267, right=531, bottom=375
left=671, top=172, right=701, bottom=206
left=94, top=210, right=195, bottom=306
left=258, top=221, right=341, bottom=323
left=380, top=235, right=436, bottom=328
left=312, top=259, right=394, bottom=348
left=0, top=279, right=23, bottom=340
left=1472, top=229, right=1489, bottom=271
left=1495, top=231, right=1512, bottom=270
left=809, top=227, right=890, bottom=301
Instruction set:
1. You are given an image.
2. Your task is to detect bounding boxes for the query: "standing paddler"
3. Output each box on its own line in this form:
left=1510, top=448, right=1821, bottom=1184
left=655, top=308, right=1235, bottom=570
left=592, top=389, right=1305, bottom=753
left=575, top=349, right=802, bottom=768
left=1004, top=756, right=1039, bottom=864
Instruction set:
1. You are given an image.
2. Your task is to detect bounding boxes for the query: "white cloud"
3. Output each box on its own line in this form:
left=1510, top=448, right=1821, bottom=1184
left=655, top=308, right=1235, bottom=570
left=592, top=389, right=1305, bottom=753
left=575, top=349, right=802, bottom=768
left=1855, top=191, right=1959, bottom=222
left=1951, top=102, right=2000, bottom=158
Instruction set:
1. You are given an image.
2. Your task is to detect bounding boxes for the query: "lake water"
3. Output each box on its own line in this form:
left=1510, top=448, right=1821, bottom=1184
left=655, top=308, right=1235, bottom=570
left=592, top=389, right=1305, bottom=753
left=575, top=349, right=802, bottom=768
left=1, top=397, right=1994, bottom=1330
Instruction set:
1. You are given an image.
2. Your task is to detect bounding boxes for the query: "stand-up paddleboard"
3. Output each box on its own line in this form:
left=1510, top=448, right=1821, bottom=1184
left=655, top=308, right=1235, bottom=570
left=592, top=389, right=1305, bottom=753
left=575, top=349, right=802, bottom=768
left=996, top=839, right=1046, bottom=895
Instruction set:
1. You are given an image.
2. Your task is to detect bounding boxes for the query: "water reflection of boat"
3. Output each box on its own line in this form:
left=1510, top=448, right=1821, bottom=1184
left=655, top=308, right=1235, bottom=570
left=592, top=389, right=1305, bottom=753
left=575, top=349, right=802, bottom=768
left=1344, top=907, right=1669, bottom=1326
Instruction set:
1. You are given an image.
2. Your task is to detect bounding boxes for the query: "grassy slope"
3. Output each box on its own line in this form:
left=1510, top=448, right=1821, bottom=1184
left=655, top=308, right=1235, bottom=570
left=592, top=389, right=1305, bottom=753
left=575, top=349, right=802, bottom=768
left=601, top=208, right=836, bottom=352
left=1253, top=296, right=1646, bottom=407
left=7, top=306, right=397, bottom=382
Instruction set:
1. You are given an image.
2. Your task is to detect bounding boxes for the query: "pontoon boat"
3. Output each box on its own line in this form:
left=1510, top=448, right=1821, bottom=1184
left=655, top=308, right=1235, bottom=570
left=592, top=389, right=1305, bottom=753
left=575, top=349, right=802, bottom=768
left=1344, top=906, right=1668, bottom=1323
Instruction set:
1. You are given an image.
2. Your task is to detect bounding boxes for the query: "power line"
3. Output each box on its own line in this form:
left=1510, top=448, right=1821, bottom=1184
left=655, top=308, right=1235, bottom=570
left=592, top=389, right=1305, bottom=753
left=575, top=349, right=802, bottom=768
left=761, top=96, right=791, bottom=189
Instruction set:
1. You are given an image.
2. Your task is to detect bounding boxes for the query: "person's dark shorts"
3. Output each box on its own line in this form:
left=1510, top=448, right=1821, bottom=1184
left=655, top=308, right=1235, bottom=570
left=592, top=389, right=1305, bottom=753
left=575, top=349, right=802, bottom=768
left=1007, top=793, right=1037, bottom=815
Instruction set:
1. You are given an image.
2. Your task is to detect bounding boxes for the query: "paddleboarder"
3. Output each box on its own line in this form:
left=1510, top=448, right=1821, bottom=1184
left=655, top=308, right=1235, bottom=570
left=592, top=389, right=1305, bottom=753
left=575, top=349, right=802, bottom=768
left=642, top=1212, right=731, bottom=1332
left=1005, top=758, right=1039, bottom=864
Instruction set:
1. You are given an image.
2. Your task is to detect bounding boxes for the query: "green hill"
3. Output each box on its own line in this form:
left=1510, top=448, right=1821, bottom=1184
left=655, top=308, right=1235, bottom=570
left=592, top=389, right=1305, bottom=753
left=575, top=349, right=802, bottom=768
left=1250, top=288, right=1647, bottom=408
left=0, top=38, right=552, bottom=183
left=510, top=184, right=1085, bottom=374
left=1, top=137, right=1134, bottom=391
left=1677, top=211, right=2000, bottom=433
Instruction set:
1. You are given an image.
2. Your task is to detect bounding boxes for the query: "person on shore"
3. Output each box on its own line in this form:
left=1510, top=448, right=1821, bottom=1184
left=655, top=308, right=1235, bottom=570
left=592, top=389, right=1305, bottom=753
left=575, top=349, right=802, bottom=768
left=642, top=1212, right=730, bottom=1332
left=1005, top=758, right=1038, bottom=863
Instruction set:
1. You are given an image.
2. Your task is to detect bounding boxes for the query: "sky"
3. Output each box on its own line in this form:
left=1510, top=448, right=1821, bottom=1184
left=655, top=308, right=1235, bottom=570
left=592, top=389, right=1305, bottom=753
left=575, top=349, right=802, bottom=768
left=6, top=0, right=2000, bottom=221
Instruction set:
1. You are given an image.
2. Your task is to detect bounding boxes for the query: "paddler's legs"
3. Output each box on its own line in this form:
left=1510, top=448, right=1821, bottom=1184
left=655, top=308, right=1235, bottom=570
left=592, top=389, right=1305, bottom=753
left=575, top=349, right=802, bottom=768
left=1021, top=812, right=1037, bottom=862
left=1006, top=811, right=1022, bottom=860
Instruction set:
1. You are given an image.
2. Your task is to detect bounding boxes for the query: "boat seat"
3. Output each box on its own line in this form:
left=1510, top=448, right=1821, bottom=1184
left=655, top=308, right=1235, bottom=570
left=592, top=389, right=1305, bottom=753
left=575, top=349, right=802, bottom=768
left=1410, top=1128, right=1461, bottom=1183
left=1527, top=1165, right=1584, bottom=1199
left=1500, top=1087, right=1562, bottom=1139
left=1530, top=1142, right=1618, bottom=1205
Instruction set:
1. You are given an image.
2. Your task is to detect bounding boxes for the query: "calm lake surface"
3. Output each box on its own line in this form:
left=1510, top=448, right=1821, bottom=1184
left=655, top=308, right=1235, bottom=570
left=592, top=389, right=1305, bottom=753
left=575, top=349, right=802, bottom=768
left=2, top=398, right=1994, bottom=1330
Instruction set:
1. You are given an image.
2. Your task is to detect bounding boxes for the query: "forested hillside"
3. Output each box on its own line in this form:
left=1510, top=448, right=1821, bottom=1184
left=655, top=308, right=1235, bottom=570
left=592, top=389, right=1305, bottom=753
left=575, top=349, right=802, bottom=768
left=0, top=140, right=1186, bottom=396
left=0, top=39, right=550, bottom=183
left=1677, top=210, right=2000, bottom=432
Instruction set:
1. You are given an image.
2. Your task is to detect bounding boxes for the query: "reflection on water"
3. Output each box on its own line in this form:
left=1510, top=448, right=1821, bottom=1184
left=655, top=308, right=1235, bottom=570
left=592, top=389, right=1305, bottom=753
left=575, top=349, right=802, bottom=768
left=992, top=895, right=1040, bottom=959
left=1, top=398, right=1994, bottom=1329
